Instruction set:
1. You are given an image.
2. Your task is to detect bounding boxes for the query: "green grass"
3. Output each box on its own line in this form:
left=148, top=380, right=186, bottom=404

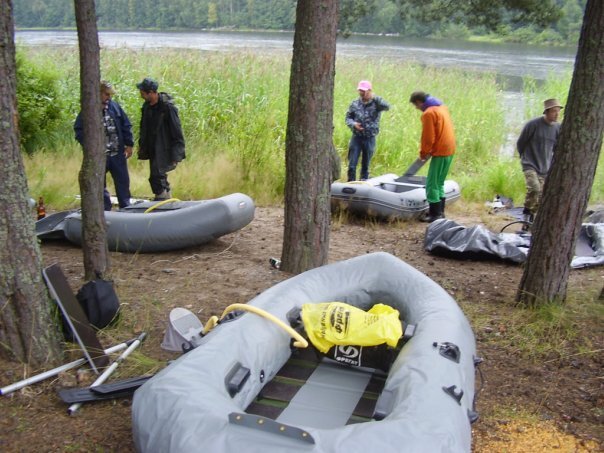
left=462, top=292, right=604, bottom=362
left=17, top=46, right=604, bottom=210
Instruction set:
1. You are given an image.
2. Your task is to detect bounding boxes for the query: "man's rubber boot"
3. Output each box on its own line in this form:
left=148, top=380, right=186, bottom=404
left=440, top=197, right=446, bottom=218
left=521, top=207, right=533, bottom=232
left=421, top=202, right=443, bottom=223
left=154, top=190, right=172, bottom=201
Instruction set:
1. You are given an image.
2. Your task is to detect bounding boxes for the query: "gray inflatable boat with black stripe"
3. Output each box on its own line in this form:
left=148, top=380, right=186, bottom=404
left=132, top=252, right=479, bottom=452
left=35, top=193, right=255, bottom=253
left=331, top=173, right=461, bottom=220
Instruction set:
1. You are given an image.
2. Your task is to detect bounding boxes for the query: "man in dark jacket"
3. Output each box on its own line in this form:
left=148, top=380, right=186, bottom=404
left=74, top=80, right=134, bottom=210
left=136, top=77, right=186, bottom=200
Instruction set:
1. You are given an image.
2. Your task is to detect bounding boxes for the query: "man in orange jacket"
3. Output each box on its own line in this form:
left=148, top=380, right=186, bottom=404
left=410, top=91, right=456, bottom=222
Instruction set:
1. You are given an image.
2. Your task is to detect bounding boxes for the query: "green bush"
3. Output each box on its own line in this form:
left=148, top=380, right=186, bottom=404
left=16, top=50, right=72, bottom=154
left=506, top=26, right=538, bottom=44
left=535, top=29, right=564, bottom=46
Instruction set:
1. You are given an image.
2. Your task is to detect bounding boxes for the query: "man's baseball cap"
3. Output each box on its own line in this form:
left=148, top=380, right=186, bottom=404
left=357, top=80, right=372, bottom=91
left=136, top=77, right=159, bottom=92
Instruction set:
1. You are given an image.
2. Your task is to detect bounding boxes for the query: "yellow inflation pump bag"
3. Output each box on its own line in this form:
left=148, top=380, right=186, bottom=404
left=300, top=302, right=403, bottom=353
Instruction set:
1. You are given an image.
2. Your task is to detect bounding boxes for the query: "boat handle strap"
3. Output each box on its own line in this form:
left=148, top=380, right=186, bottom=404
left=144, top=198, right=181, bottom=213
left=204, top=303, right=308, bottom=348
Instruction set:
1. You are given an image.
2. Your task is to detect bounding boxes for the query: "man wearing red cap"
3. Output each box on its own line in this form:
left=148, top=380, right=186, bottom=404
left=516, top=98, right=563, bottom=231
left=345, top=80, right=390, bottom=181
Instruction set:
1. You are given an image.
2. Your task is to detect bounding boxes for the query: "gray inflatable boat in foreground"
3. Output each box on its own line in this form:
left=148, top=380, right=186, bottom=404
left=331, top=173, right=461, bottom=220
left=36, top=193, right=255, bottom=253
left=132, top=252, right=478, bottom=452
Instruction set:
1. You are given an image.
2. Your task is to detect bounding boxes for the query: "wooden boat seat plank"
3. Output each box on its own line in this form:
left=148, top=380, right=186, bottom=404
left=259, top=375, right=379, bottom=401
left=246, top=401, right=286, bottom=419
left=247, top=350, right=387, bottom=422
left=258, top=380, right=300, bottom=402
left=275, top=361, right=318, bottom=381
left=365, top=373, right=387, bottom=394
left=250, top=377, right=381, bottom=420
left=350, top=394, right=379, bottom=420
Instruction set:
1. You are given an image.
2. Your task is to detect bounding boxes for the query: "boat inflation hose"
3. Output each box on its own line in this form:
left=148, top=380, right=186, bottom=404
left=203, top=316, right=219, bottom=333
left=144, top=198, right=181, bottom=214
left=203, top=303, right=308, bottom=348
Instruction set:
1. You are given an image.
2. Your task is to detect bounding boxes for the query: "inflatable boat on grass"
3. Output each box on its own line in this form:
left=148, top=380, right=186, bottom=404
left=331, top=173, right=461, bottom=220
left=132, top=252, right=479, bottom=452
left=35, top=193, right=254, bottom=253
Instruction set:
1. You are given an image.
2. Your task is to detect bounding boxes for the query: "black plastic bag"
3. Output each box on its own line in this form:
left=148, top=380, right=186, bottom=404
left=76, top=279, right=121, bottom=329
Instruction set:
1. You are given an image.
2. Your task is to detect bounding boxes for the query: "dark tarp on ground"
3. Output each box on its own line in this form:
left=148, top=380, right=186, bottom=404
left=424, top=219, right=604, bottom=269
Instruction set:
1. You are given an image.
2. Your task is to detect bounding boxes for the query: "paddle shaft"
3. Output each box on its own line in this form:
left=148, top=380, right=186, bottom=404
left=403, top=157, right=429, bottom=177
left=68, top=332, right=146, bottom=415
left=0, top=340, right=134, bottom=396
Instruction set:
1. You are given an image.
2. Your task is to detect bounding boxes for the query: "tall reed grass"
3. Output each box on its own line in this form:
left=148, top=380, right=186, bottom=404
left=18, top=46, right=603, bottom=210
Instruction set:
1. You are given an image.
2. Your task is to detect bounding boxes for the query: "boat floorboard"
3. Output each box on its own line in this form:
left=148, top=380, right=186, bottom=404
left=245, top=347, right=386, bottom=424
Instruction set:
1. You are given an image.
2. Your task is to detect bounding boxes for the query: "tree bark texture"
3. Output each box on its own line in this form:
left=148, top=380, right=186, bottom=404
left=517, top=0, right=604, bottom=306
left=0, top=0, right=62, bottom=365
left=281, top=0, right=338, bottom=274
left=74, top=0, right=110, bottom=280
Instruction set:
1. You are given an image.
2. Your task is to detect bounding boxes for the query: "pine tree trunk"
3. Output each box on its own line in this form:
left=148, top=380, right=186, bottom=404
left=0, top=0, right=62, bottom=365
left=281, top=0, right=338, bottom=274
left=74, top=0, right=110, bottom=280
left=517, top=0, right=604, bottom=306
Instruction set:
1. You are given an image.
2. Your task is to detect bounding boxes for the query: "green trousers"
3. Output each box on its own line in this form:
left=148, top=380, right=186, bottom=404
left=426, top=155, right=454, bottom=203
left=523, top=168, right=545, bottom=214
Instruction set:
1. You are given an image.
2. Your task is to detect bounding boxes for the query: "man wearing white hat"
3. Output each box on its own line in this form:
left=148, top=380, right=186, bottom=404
left=516, top=98, right=563, bottom=230
left=345, top=80, right=390, bottom=181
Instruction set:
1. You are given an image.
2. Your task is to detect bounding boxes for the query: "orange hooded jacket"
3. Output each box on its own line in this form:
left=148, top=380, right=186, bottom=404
left=419, top=105, right=456, bottom=160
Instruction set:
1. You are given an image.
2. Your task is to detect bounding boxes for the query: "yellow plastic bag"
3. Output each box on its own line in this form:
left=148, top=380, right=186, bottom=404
left=300, top=302, right=403, bottom=353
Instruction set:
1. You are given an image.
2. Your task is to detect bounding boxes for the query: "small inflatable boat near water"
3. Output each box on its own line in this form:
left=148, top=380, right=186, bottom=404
left=35, top=193, right=254, bottom=253
left=331, top=173, right=461, bottom=220
left=132, top=252, right=478, bottom=452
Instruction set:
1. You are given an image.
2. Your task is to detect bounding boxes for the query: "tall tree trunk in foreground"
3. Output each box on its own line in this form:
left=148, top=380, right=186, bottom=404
left=74, top=0, right=110, bottom=280
left=517, top=0, right=604, bottom=306
left=0, top=0, right=62, bottom=365
left=281, top=0, right=338, bottom=274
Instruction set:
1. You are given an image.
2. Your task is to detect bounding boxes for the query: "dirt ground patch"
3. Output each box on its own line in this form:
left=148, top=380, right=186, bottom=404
left=1, top=204, right=602, bottom=452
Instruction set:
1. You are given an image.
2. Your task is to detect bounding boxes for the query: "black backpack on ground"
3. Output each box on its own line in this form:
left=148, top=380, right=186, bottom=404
left=76, top=279, right=121, bottom=329
left=61, top=278, right=120, bottom=342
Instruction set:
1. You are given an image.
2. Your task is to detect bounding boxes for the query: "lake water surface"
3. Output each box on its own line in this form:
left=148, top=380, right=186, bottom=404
left=15, top=30, right=576, bottom=84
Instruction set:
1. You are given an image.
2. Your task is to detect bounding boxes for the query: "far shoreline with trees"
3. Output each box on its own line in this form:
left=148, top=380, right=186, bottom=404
left=13, top=0, right=586, bottom=47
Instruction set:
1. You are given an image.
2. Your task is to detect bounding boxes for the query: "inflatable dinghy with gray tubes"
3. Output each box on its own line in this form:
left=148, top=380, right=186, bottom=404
left=132, top=252, right=478, bottom=452
left=37, top=193, right=254, bottom=253
left=331, top=173, right=460, bottom=220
